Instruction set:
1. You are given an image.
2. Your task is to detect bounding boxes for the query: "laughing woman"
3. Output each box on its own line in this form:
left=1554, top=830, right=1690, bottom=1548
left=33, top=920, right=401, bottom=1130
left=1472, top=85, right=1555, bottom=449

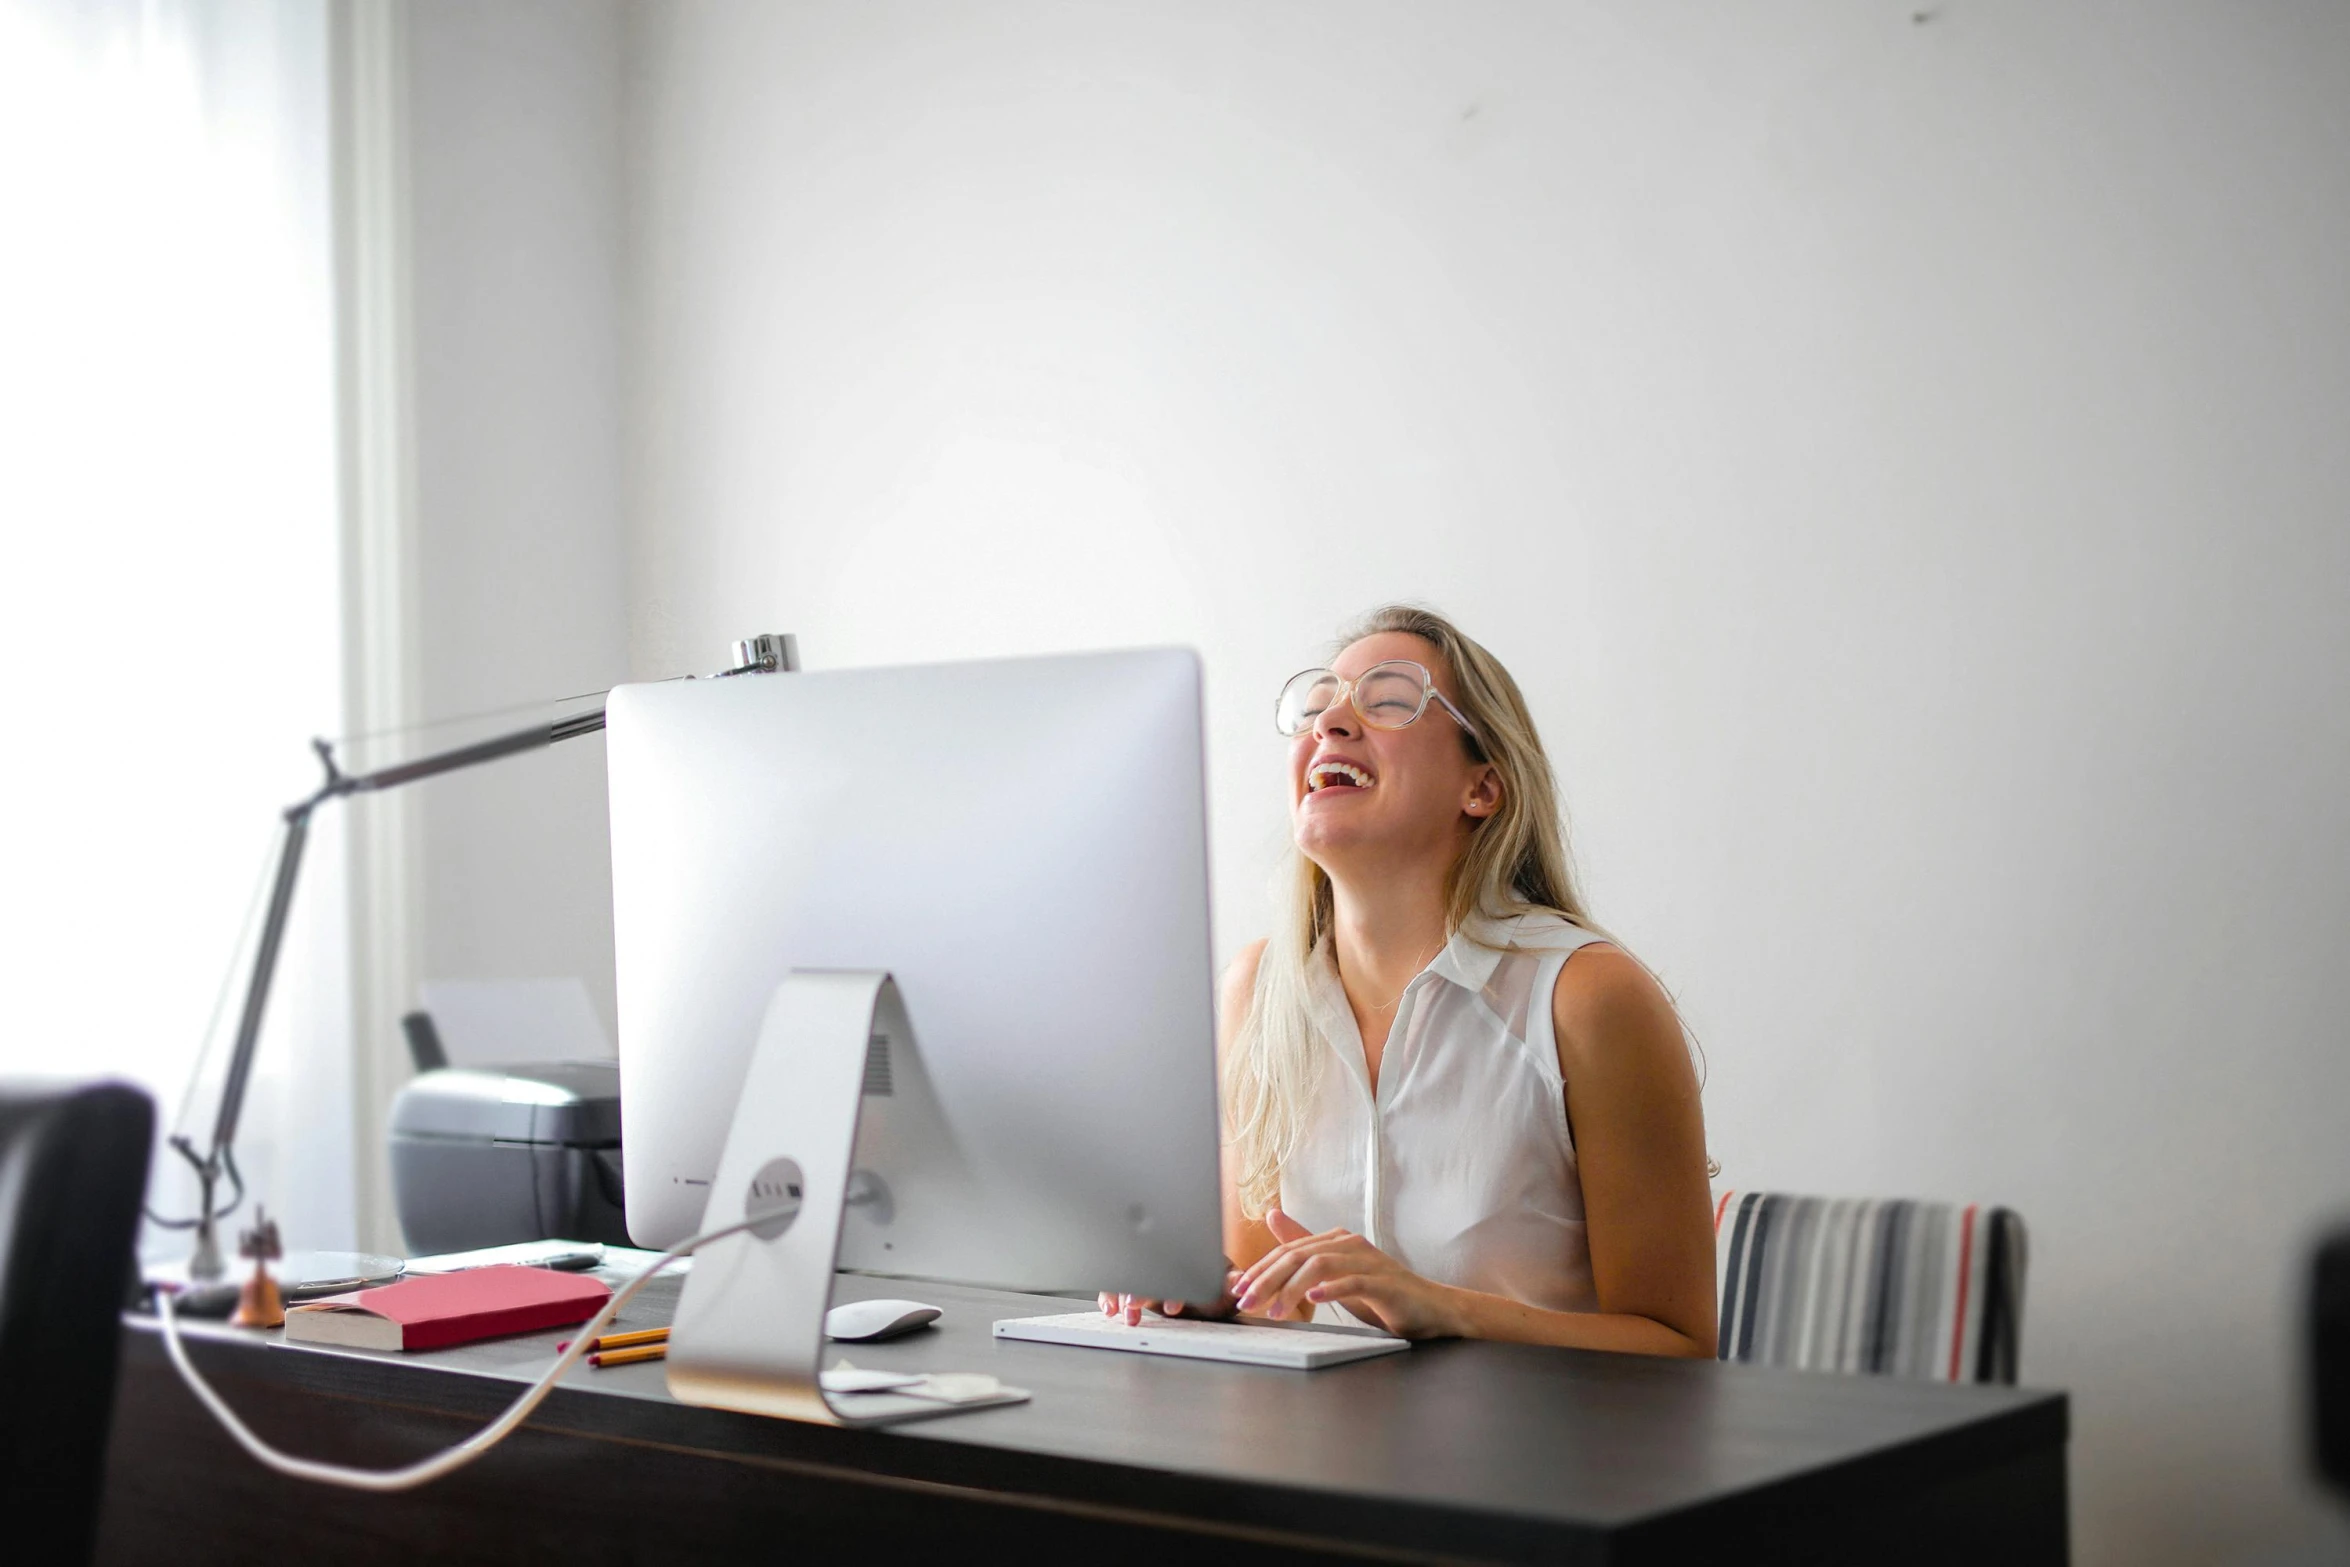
left=1104, top=605, right=1717, bottom=1356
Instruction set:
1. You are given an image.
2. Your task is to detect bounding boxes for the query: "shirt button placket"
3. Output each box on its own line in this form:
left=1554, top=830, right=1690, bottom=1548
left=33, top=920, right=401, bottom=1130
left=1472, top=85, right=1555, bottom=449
left=1363, top=981, right=1416, bottom=1254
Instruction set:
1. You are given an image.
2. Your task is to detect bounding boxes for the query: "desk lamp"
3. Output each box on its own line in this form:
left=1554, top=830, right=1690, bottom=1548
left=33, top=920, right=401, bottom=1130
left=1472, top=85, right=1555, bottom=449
left=153, top=634, right=800, bottom=1289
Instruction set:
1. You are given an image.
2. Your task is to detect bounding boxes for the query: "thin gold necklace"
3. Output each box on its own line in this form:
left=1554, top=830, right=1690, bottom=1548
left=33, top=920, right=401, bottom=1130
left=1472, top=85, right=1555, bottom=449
left=1348, top=937, right=1446, bottom=1015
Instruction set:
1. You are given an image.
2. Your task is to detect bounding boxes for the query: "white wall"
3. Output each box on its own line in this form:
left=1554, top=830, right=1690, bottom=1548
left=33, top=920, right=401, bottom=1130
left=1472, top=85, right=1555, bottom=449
left=616, top=3, right=2350, bottom=1561
left=403, top=0, right=630, bottom=1038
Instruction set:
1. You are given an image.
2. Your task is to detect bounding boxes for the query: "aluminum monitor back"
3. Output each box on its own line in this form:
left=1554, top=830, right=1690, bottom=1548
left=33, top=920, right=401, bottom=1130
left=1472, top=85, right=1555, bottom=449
left=605, top=647, right=1225, bottom=1302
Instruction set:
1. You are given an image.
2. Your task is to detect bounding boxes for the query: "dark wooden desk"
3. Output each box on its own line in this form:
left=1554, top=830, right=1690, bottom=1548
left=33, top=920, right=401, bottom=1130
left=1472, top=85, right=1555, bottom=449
left=99, top=1271, right=2066, bottom=1564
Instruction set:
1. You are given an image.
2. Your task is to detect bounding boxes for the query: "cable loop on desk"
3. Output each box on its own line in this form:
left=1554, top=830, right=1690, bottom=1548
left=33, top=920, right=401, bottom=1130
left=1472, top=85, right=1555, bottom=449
left=152, top=1216, right=754, bottom=1493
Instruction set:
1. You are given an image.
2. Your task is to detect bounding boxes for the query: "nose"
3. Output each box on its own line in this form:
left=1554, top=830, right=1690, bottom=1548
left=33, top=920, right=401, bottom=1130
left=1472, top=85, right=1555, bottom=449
left=1311, top=690, right=1361, bottom=743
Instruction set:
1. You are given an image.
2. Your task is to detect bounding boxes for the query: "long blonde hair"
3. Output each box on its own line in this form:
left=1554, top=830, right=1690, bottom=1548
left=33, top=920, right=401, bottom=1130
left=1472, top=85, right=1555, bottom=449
left=1225, top=604, right=1606, bottom=1217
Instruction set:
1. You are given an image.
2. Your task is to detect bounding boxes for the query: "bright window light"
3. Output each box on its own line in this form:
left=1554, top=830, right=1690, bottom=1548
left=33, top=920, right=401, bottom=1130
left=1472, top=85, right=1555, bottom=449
left=0, top=0, right=353, bottom=1251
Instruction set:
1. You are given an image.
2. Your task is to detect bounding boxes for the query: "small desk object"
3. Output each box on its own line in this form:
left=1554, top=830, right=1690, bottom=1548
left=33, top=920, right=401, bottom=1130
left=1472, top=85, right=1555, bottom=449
left=102, top=1269, right=2067, bottom=1564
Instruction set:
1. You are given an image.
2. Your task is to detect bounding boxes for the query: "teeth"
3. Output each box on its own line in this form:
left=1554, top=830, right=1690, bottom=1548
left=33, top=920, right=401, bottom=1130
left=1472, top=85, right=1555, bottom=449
left=1309, top=761, right=1372, bottom=792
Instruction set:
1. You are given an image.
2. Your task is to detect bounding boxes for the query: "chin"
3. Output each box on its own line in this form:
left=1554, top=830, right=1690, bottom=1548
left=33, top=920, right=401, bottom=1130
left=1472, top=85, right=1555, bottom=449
left=1292, top=817, right=1368, bottom=865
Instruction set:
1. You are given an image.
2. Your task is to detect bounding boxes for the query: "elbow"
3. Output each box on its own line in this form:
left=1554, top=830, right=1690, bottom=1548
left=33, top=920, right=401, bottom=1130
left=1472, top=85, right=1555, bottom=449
left=1657, top=1318, right=1717, bottom=1359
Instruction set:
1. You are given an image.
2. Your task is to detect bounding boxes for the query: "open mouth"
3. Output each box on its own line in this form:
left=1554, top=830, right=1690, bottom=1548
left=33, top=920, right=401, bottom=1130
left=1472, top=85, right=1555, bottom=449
left=1306, top=760, right=1375, bottom=794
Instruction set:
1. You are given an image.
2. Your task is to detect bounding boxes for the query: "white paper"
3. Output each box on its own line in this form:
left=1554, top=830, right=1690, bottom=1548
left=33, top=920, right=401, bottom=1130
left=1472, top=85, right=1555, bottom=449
left=821, top=1363, right=925, bottom=1393
left=404, top=1239, right=606, bottom=1274
left=820, top=1360, right=1007, bottom=1403
left=902, top=1372, right=1006, bottom=1404
left=419, top=977, right=613, bottom=1065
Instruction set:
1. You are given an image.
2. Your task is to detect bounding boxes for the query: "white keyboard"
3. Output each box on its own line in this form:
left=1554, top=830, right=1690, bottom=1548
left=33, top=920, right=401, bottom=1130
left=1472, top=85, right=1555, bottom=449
left=993, top=1310, right=1411, bottom=1370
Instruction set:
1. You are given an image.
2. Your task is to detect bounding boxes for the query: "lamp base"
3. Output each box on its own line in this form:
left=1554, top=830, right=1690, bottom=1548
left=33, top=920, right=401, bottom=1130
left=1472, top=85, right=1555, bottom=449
left=150, top=1248, right=405, bottom=1304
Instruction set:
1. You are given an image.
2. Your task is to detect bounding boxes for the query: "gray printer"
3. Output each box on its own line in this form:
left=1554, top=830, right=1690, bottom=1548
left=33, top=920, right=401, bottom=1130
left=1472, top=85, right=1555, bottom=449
left=388, top=1061, right=630, bottom=1254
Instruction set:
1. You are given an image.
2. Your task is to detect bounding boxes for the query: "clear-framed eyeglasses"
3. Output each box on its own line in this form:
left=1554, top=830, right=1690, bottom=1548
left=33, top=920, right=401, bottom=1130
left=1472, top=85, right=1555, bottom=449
left=1274, top=660, right=1485, bottom=752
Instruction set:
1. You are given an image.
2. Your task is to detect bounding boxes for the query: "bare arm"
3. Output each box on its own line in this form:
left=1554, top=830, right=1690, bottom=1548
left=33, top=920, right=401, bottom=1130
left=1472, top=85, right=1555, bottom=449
left=1237, top=942, right=1717, bottom=1358
left=1219, top=938, right=1279, bottom=1273
left=1444, top=944, right=1717, bottom=1356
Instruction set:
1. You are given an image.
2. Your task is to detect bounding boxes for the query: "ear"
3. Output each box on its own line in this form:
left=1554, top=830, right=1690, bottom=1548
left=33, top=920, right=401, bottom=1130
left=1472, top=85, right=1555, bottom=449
left=1463, top=765, right=1503, bottom=820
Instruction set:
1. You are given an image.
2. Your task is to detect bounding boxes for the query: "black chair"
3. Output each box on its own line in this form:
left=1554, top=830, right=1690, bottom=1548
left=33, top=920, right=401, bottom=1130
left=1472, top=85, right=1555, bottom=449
left=2317, top=1224, right=2350, bottom=1501
left=0, top=1081, right=154, bottom=1565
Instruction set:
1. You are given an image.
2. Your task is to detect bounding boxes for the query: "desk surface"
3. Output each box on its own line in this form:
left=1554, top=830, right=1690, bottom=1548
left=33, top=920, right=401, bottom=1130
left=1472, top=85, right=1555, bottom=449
left=109, top=1267, right=2067, bottom=1564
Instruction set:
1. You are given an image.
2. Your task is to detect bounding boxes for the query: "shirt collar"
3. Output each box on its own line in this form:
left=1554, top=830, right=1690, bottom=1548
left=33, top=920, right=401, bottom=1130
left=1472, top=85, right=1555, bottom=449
left=1424, top=908, right=1526, bottom=995
left=1309, top=907, right=1528, bottom=1009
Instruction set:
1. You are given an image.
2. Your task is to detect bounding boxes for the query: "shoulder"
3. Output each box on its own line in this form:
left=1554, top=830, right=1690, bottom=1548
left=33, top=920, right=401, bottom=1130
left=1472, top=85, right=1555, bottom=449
left=1224, top=938, right=1269, bottom=1000
left=1549, top=943, right=1687, bottom=1074
left=1218, top=939, right=1270, bottom=1029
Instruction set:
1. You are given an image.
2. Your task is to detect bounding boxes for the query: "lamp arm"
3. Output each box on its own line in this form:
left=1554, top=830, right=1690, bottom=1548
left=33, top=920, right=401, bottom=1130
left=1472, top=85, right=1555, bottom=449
left=207, top=801, right=316, bottom=1159
left=167, top=630, right=798, bottom=1277
left=206, top=706, right=604, bottom=1163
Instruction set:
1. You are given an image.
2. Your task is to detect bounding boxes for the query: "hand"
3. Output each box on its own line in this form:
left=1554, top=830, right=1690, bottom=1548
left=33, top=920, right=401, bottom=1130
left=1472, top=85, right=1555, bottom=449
left=1231, top=1208, right=1467, bottom=1339
left=1098, top=1269, right=1241, bottom=1328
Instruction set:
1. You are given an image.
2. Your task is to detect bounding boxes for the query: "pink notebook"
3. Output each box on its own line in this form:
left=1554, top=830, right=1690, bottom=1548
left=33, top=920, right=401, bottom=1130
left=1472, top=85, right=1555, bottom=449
left=284, top=1264, right=610, bottom=1352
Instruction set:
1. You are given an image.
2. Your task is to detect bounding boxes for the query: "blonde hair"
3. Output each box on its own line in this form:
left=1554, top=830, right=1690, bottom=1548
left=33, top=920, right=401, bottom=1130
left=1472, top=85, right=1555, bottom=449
left=1225, top=604, right=1608, bottom=1217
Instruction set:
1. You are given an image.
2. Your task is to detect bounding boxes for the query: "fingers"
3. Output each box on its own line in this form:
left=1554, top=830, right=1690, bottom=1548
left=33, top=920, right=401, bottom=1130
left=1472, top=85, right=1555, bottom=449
left=1302, top=1272, right=1404, bottom=1334
left=1254, top=1251, right=1362, bottom=1322
left=1170, top=1273, right=1244, bottom=1323
left=1232, top=1230, right=1316, bottom=1295
left=1110, top=1251, right=1382, bottom=1328
left=1234, top=1229, right=1352, bottom=1306
left=1304, top=1272, right=1386, bottom=1309
left=1265, top=1205, right=1313, bottom=1244
left=1100, top=1293, right=1217, bottom=1323
left=1238, top=1238, right=1363, bottom=1319
left=1234, top=1244, right=1312, bottom=1314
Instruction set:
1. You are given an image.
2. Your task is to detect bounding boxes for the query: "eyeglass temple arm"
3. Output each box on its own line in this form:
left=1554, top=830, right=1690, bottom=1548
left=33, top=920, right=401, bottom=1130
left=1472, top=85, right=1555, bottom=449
left=1425, top=686, right=1487, bottom=752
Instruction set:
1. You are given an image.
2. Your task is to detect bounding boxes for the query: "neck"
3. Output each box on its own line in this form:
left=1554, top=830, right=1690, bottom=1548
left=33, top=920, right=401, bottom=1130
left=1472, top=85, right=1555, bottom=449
left=1325, top=858, right=1454, bottom=1011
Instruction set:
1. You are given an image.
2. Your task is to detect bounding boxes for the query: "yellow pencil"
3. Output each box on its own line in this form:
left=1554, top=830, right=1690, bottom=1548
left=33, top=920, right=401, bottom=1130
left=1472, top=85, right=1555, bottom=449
left=589, top=1342, right=668, bottom=1368
left=559, top=1325, right=671, bottom=1354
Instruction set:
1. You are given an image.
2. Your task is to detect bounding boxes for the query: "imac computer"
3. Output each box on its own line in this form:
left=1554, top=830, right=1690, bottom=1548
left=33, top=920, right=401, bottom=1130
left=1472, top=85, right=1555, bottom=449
left=604, top=646, right=1227, bottom=1419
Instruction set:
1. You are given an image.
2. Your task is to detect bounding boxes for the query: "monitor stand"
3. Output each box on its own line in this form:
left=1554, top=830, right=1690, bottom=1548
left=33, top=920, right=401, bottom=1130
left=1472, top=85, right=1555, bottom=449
left=664, top=969, right=1027, bottom=1427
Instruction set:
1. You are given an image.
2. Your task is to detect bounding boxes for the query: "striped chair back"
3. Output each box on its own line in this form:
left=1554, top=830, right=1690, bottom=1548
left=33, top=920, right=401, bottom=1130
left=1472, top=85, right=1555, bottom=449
left=1712, top=1190, right=2027, bottom=1385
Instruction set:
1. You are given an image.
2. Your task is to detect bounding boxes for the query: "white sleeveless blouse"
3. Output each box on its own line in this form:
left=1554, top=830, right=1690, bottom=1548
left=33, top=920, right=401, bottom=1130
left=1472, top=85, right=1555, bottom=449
left=1280, top=910, right=1608, bottom=1318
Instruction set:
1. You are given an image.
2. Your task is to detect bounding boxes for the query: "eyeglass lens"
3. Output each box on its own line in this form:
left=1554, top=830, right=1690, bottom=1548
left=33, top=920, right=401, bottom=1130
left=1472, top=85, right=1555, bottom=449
left=1276, top=662, right=1431, bottom=736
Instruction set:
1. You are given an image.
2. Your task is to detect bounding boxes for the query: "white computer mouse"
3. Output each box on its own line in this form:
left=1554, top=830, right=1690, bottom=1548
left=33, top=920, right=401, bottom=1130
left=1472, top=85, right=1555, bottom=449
left=825, top=1298, right=943, bottom=1342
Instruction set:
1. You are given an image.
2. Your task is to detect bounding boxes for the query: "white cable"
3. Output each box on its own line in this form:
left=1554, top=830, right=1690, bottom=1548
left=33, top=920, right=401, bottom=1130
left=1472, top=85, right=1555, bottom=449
left=153, top=1216, right=757, bottom=1493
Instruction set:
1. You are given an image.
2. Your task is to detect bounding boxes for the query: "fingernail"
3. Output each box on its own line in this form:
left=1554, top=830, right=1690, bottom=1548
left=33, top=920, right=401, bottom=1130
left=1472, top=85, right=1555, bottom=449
left=1305, top=1287, right=1325, bottom=1302
left=1267, top=1301, right=1284, bottom=1319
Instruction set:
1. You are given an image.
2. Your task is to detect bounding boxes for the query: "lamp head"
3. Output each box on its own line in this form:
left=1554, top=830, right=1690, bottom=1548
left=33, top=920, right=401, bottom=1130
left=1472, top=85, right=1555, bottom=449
left=730, top=634, right=800, bottom=675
